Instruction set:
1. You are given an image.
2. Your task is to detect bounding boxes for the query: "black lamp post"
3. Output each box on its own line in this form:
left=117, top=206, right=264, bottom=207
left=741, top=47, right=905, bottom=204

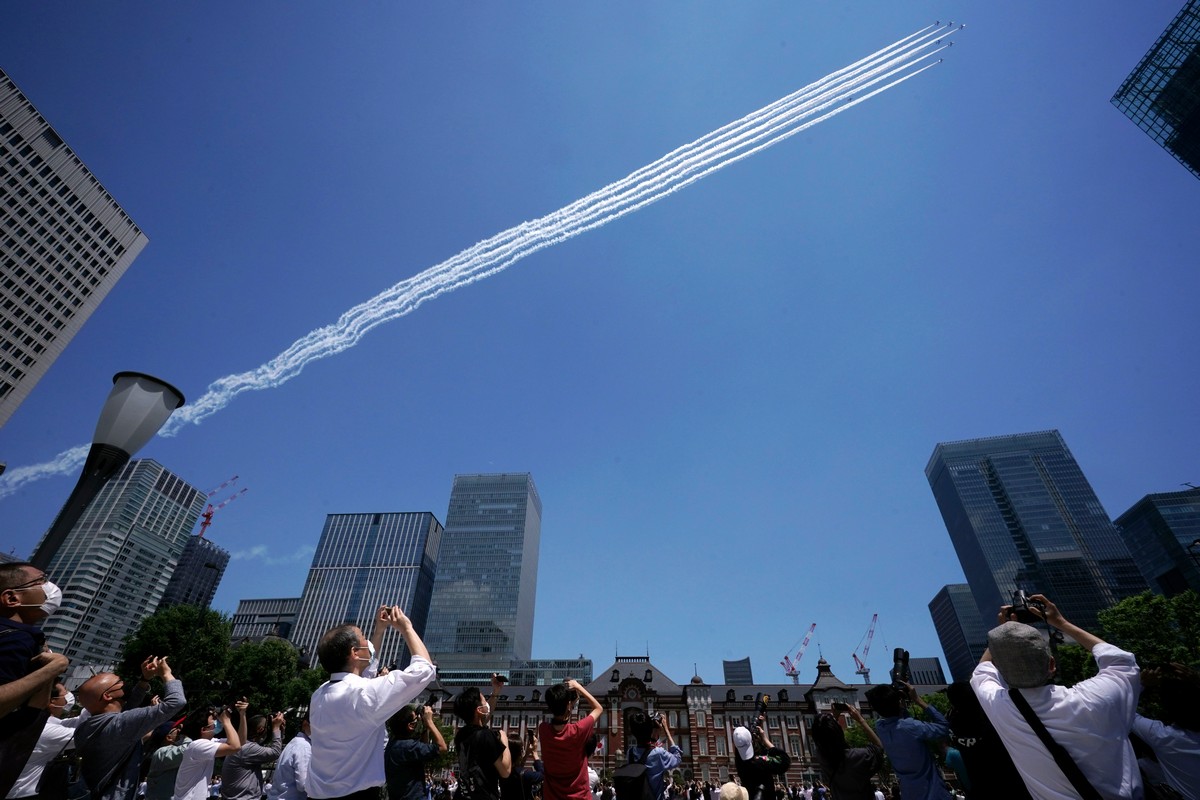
left=30, top=372, right=184, bottom=570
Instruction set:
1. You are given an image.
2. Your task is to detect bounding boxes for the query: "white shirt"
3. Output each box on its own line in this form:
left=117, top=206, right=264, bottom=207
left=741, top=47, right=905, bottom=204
left=307, top=655, right=436, bottom=799
left=1132, top=715, right=1200, bottom=800
left=266, top=732, right=312, bottom=800
left=174, top=739, right=223, bottom=800
left=971, top=642, right=1141, bottom=800
left=6, top=715, right=83, bottom=799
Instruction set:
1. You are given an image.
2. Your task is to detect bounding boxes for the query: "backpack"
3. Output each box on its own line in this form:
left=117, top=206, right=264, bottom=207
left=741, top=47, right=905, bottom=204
left=613, top=746, right=655, bottom=800
left=457, top=731, right=500, bottom=800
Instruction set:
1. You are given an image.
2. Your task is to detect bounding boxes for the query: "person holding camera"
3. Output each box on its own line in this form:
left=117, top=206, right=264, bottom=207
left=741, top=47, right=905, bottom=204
left=173, top=705, right=243, bottom=800
left=864, top=681, right=949, bottom=800
left=385, top=704, right=448, bottom=800
left=220, top=703, right=284, bottom=800
left=307, top=605, right=436, bottom=800
left=451, top=676, right=512, bottom=800
left=811, top=704, right=883, bottom=800
left=627, top=711, right=682, bottom=800
left=731, top=715, right=790, bottom=800
left=970, top=593, right=1141, bottom=800
left=538, top=679, right=602, bottom=800
left=266, top=713, right=312, bottom=800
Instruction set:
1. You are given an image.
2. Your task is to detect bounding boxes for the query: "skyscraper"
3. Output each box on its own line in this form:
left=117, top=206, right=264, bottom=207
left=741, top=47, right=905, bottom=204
left=926, top=430, right=1147, bottom=633
left=37, top=459, right=206, bottom=665
left=928, top=583, right=989, bottom=683
left=231, top=597, right=302, bottom=643
left=159, top=535, right=231, bottom=609
left=425, top=473, right=542, bottom=681
left=0, top=69, right=150, bottom=427
left=1114, top=486, right=1200, bottom=596
left=1112, top=0, right=1200, bottom=179
left=291, top=512, right=442, bottom=666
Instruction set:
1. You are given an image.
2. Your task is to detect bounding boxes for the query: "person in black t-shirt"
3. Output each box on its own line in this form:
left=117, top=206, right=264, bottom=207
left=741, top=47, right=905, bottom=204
left=452, top=685, right=510, bottom=800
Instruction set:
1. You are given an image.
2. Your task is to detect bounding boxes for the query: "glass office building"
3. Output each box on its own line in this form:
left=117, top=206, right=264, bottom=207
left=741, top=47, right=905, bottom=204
left=291, top=512, right=442, bottom=667
left=928, top=583, right=989, bottom=683
left=425, top=473, right=542, bottom=671
left=1112, top=0, right=1200, bottom=179
left=37, top=460, right=206, bottom=666
left=0, top=69, right=149, bottom=427
left=159, top=534, right=230, bottom=609
left=1115, top=487, right=1200, bottom=596
left=926, top=430, right=1146, bottom=633
left=231, top=597, right=302, bottom=643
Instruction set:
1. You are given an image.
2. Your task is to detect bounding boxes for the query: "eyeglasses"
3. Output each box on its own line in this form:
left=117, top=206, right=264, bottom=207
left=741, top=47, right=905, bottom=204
left=7, top=573, right=48, bottom=591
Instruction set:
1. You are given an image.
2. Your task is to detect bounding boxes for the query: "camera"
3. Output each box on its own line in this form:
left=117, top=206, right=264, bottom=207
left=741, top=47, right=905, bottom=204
left=749, top=692, right=769, bottom=737
left=831, top=701, right=849, bottom=713
left=890, top=647, right=911, bottom=690
left=1011, top=590, right=1046, bottom=624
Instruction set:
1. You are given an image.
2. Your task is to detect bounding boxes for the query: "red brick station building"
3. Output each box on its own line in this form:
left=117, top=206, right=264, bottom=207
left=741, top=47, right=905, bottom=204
left=432, top=655, right=948, bottom=787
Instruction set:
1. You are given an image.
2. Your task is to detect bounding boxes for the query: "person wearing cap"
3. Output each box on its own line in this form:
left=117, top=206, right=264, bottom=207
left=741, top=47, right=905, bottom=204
left=145, top=721, right=191, bottom=800
left=863, top=682, right=950, bottom=800
left=718, top=783, right=747, bottom=800
left=731, top=716, right=790, bottom=800
left=970, top=593, right=1141, bottom=799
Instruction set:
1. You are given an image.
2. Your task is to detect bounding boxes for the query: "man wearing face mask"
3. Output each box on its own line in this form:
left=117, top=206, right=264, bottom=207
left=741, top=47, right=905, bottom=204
left=5, top=682, right=82, bottom=800
left=75, top=655, right=187, bottom=800
left=452, top=677, right=511, bottom=800
left=0, top=562, right=70, bottom=798
left=173, top=706, right=241, bottom=800
left=307, top=605, right=436, bottom=800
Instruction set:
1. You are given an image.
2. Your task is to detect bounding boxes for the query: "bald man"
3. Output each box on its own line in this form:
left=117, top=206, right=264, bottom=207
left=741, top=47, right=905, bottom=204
left=74, top=656, right=186, bottom=800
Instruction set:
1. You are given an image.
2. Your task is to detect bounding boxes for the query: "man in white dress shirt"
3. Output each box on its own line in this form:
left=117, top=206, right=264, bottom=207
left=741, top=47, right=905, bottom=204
left=307, top=605, right=436, bottom=800
left=970, top=593, right=1141, bottom=799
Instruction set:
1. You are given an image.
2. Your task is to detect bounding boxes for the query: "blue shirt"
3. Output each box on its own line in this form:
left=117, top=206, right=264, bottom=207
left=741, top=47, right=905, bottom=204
left=874, top=707, right=951, bottom=800
left=627, top=744, right=682, bottom=800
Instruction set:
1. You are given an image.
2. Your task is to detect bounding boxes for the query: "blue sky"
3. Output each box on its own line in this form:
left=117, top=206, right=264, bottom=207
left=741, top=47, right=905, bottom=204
left=1, top=2, right=1197, bottom=686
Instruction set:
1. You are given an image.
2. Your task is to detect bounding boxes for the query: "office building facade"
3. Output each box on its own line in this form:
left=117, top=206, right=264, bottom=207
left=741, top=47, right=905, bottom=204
left=1115, top=487, right=1200, bottom=596
left=291, top=512, right=442, bottom=666
left=1112, top=0, right=1200, bottom=179
left=722, top=658, right=754, bottom=686
left=425, top=473, right=542, bottom=672
left=38, top=460, right=206, bottom=665
left=231, top=597, right=302, bottom=643
left=929, top=583, right=990, bottom=683
left=159, top=535, right=230, bottom=609
left=926, top=430, right=1147, bottom=633
left=0, top=69, right=149, bottom=427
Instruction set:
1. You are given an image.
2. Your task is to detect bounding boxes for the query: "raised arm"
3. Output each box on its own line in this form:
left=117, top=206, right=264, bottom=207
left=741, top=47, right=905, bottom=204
left=844, top=705, right=883, bottom=750
left=0, top=651, right=67, bottom=716
left=215, top=708, right=243, bottom=757
left=567, top=679, right=603, bottom=722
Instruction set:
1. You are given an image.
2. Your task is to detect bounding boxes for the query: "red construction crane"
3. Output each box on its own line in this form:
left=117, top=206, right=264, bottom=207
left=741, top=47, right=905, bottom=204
left=780, top=623, right=817, bottom=684
left=197, top=476, right=248, bottom=538
left=852, top=613, right=878, bottom=684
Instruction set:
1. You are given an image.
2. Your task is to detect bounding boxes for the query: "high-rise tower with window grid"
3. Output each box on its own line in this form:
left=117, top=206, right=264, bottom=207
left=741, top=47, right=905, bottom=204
left=0, top=68, right=149, bottom=427
left=926, top=430, right=1147, bottom=634
left=37, top=459, right=206, bottom=666
left=424, top=473, right=542, bottom=682
left=291, top=512, right=443, bottom=667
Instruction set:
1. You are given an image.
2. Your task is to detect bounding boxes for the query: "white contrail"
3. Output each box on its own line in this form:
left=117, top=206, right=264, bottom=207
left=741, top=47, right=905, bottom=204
left=0, top=23, right=960, bottom=499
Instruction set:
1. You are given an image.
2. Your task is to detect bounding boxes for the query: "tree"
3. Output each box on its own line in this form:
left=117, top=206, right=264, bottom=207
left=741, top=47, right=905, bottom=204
left=120, top=604, right=232, bottom=706
left=226, top=638, right=301, bottom=714
left=1052, top=643, right=1097, bottom=687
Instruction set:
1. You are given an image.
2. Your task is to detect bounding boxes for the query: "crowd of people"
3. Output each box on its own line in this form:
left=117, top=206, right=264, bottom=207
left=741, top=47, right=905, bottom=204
left=4, top=560, right=1200, bottom=800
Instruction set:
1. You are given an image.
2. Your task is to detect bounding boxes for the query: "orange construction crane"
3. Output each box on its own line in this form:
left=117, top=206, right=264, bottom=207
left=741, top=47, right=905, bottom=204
left=852, top=613, right=878, bottom=684
left=780, top=623, right=817, bottom=684
left=198, top=475, right=248, bottom=537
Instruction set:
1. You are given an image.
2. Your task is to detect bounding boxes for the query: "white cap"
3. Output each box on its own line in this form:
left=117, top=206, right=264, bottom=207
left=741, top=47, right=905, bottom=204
left=732, top=726, right=754, bottom=760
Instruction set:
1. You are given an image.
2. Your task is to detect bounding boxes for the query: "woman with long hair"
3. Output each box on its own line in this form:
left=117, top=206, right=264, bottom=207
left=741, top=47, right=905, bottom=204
left=811, top=705, right=883, bottom=800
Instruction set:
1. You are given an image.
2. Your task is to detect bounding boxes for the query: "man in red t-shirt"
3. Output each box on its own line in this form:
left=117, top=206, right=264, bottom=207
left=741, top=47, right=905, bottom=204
left=538, top=679, right=604, bottom=800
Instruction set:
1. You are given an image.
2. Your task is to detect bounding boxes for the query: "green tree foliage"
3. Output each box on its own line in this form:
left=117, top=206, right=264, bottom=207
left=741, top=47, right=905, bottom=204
left=226, top=639, right=301, bottom=714
left=120, top=604, right=232, bottom=705
left=1052, top=643, right=1097, bottom=687
left=1098, top=590, right=1200, bottom=669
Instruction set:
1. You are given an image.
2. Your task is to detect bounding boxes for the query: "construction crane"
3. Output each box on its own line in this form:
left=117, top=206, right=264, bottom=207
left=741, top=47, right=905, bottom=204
left=852, top=613, right=878, bottom=684
left=198, top=475, right=248, bottom=537
left=780, top=623, right=817, bottom=684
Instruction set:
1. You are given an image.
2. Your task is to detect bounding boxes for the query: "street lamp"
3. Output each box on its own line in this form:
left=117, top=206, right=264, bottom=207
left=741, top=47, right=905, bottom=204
left=30, top=372, right=184, bottom=570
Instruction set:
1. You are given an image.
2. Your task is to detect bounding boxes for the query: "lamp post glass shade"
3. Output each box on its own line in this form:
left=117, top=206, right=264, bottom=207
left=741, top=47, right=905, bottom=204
left=94, top=372, right=184, bottom=454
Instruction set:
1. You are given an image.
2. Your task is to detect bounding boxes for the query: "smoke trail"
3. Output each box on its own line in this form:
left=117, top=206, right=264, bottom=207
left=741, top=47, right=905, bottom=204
left=0, top=23, right=961, bottom=499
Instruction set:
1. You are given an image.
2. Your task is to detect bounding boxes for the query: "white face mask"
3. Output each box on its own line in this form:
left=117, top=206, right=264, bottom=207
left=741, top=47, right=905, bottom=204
left=17, top=580, right=62, bottom=616
left=62, top=690, right=75, bottom=709
left=480, top=701, right=491, bottom=716
left=367, top=641, right=376, bottom=660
